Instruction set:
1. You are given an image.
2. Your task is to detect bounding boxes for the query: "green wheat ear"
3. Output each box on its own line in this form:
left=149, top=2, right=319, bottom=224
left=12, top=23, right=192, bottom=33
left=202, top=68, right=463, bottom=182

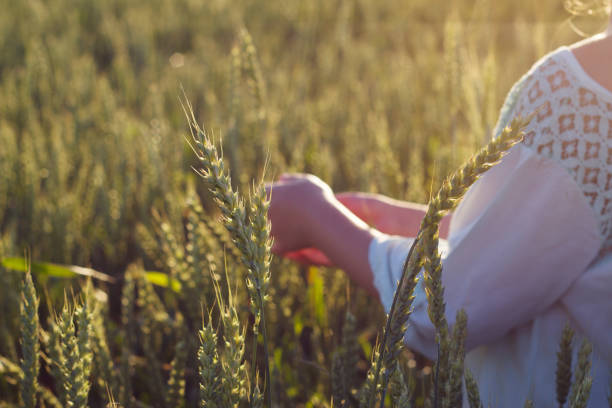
left=464, top=368, right=483, bottom=408
left=184, top=95, right=272, bottom=406
left=85, top=280, right=118, bottom=402
left=57, top=301, right=92, bottom=408
left=199, top=321, right=222, bottom=408
left=239, top=27, right=266, bottom=120
left=19, top=269, right=39, bottom=408
left=359, top=344, right=382, bottom=407
left=388, top=362, right=410, bottom=406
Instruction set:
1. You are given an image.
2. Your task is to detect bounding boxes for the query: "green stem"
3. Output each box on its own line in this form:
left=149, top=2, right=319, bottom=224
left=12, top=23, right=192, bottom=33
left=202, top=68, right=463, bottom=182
left=258, top=290, right=272, bottom=408
left=378, top=370, right=391, bottom=408
left=434, top=343, right=441, bottom=408
left=250, top=325, right=258, bottom=404
left=368, top=234, right=421, bottom=408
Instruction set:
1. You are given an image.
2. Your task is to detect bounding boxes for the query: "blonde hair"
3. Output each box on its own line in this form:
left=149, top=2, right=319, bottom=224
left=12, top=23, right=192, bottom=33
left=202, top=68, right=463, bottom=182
left=563, top=0, right=611, bottom=37
left=564, top=0, right=611, bottom=17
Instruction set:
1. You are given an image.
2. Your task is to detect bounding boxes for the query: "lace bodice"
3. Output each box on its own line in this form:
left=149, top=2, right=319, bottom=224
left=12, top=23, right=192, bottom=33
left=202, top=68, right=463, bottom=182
left=510, top=47, right=612, bottom=258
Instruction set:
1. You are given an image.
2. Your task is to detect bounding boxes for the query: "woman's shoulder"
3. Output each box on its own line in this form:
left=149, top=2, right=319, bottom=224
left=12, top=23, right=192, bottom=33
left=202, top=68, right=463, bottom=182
left=506, top=41, right=612, bottom=263
left=491, top=46, right=585, bottom=138
left=516, top=39, right=612, bottom=107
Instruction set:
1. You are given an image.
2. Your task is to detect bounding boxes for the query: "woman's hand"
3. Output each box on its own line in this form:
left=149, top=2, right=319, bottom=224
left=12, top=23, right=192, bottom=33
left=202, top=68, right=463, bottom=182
left=266, top=173, right=379, bottom=297
left=266, top=173, right=334, bottom=259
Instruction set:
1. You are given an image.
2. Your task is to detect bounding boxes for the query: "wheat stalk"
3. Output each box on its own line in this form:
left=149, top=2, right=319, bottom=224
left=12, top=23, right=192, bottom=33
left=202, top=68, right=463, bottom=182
left=464, top=368, right=483, bottom=408
left=250, top=374, right=264, bottom=408
left=166, top=339, right=187, bottom=408
left=447, top=309, right=467, bottom=408
left=371, top=116, right=531, bottom=407
left=569, top=339, right=593, bottom=407
left=183, top=96, right=272, bottom=406
left=556, top=324, right=575, bottom=408
left=331, top=310, right=359, bottom=407
left=331, top=351, right=347, bottom=407
left=120, top=269, right=136, bottom=408
left=359, top=344, right=382, bottom=407
left=19, top=269, right=39, bottom=408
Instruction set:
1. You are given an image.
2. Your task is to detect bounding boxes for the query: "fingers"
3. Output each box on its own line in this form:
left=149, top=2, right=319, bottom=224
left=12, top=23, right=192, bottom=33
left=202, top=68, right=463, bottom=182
left=265, top=174, right=297, bottom=199
left=266, top=173, right=320, bottom=201
left=272, top=239, right=333, bottom=267
left=284, top=248, right=334, bottom=267
left=265, top=173, right=304, bottom=198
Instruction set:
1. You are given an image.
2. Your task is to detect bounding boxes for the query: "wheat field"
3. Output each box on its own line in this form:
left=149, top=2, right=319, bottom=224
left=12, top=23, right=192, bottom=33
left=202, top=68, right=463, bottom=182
left=0, top=0, right=608, bottom=406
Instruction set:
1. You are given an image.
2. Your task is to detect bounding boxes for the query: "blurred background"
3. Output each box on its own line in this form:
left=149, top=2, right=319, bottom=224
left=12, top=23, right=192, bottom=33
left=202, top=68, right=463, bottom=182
left=0, top=0, right=609, bottom=406
left=0, top=0, right=608, bottom=272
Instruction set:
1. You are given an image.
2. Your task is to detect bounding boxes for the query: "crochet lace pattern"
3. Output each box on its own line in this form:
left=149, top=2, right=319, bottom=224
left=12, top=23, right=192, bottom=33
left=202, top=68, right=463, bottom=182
left=499, top=48, right=612, bottom=260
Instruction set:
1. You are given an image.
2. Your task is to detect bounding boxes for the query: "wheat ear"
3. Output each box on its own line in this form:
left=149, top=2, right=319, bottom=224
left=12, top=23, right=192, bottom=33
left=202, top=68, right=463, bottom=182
left=166, top=339, right=187, bottom=408
left=57, top=302, right=91, bottom=408
left=464, top=368, right=483, bottom=408
left=183, top=95, right=272, bottom=406
left=199, top=321, right=222, bottom=408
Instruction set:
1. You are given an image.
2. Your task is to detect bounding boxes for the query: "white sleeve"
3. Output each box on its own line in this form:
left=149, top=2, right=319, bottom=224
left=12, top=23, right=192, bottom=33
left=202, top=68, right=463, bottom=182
left=368, top=144, right=602, bottom=360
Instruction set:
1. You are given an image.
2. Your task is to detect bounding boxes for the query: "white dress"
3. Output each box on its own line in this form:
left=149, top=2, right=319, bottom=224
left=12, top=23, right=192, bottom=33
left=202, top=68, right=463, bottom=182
left=369, top=46, right=612, bottom=407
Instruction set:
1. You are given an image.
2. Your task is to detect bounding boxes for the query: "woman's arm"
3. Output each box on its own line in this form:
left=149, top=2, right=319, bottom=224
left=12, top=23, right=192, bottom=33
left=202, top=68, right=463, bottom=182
left=299, top=195, right=380, bottom=298
left=267, top=175, right=454, bottom=297
left=335, top=192, right=452, bottom=239
left=267, top=174, right=380, bottom=297
left=369, top=145, right=602, bottom=357
left=267, top=174, right=453, bottom=297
